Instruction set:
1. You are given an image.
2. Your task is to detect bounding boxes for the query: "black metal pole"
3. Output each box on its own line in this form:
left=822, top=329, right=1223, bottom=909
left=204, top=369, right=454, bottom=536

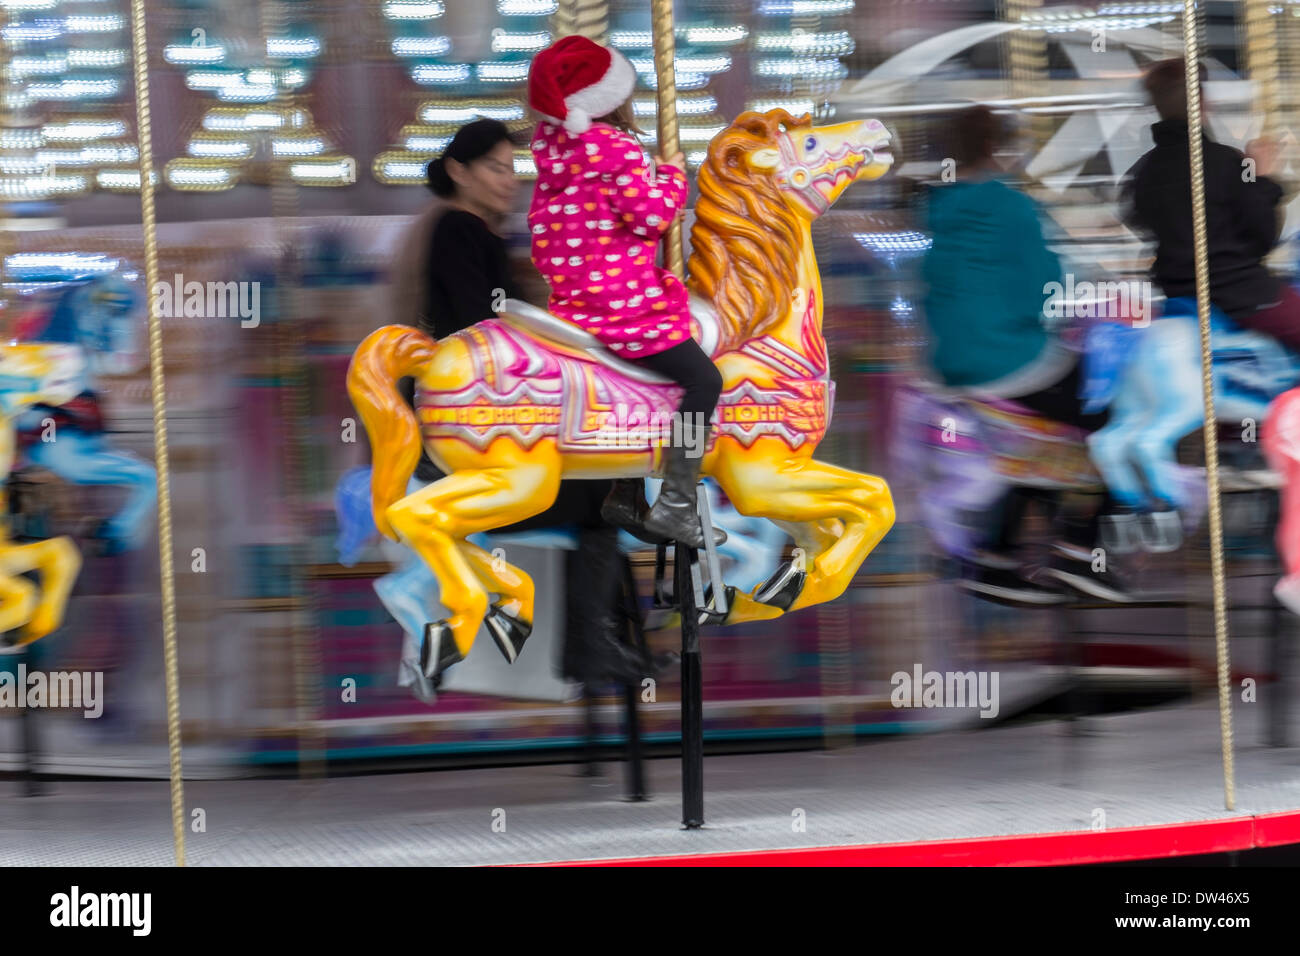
left=621, top=557, right=647, bottom=801
left=20, top=646, right=41, bottom=797
left=582, top=687, right=600, bottom=777
left=677, top=544, right=704, bottom=827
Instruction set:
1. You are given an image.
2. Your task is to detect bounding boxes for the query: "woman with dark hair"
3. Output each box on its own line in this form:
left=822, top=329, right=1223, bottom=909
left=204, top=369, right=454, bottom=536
left=389, top=118, right=648, bottom=686
left=921, top=104, right=1131, bottom=605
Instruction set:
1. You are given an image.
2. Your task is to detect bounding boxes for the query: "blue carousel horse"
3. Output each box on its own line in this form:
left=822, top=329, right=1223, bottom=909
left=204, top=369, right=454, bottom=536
left=1085, top=291, right=1300, bottom=551
left=895, top=284, right=1300, bottom=561
left=334, top=465, right=787, bottom=703
left=13, top=274, right=157, bottom=555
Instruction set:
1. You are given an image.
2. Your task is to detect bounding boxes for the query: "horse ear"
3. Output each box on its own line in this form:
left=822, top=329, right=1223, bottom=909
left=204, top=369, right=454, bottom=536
left=748, top=148, right=781, bottom=170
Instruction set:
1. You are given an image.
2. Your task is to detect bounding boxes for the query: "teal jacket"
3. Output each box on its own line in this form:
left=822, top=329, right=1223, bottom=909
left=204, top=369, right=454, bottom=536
left=920, top=177, right=1063, bottom=388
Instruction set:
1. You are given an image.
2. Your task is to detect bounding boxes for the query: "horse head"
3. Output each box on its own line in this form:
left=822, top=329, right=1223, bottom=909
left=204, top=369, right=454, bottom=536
left=33, top=274, right=143, bottom=378
left=73, top=274, right=143, bottom=376
left=689, top=109, right=893, bottom=355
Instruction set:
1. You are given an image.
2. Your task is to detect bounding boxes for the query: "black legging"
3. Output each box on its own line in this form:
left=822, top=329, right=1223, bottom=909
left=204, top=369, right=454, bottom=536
left=991, top=359, right=1114, bottom=551
left=628, top=338, right=723, bottom=421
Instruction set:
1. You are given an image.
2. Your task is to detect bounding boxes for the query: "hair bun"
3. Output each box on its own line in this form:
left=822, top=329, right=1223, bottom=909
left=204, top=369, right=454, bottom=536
left=426, top=157, right=453, bottom=197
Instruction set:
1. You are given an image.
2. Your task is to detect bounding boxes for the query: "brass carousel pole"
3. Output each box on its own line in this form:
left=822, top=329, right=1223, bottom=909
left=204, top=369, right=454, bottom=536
left=1180, top=1, right=1235, bottom=811
left=1243, top=0, right=1281, bottom=138
left=1003, top=0, right=1050, bottom=154
left=128, top=0, right=188, bottom=864
left=651, top=0, right=683, bottom=279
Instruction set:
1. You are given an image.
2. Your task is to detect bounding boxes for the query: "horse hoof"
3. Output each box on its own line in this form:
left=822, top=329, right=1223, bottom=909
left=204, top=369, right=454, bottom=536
left=484, top=605, right=532, bottom=664
left=401, top=659, right=438, bottom=705
left=420, top=621, right=462, bottom=682
left=1140, top=508, right=1182, bottom=553
left=754, top=561, right=806, bottom=611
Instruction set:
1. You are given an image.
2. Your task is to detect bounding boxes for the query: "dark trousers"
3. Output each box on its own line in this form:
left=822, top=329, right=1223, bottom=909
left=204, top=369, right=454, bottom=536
left=627, top=338, right=723, bottom=423
left=1234, top=285, right=1300, bottom=351
left=991, top=360, right=1114, bottom=551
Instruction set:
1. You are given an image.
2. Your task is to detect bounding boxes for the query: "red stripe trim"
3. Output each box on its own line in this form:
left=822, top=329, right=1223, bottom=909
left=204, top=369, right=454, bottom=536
left=519, top=809, right=1300, bottom=867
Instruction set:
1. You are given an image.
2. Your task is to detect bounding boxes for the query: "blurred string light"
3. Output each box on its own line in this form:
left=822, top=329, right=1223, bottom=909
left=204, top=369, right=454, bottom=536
left=376, top=0, right=735, bottom=182
left=1019, top=4, right=1179, bottom=30
left=476, top=62, right=531, bottom=83
left=491, top=30, right=550, bottom=53
left=412, top=63, right=472, bottom=85
left=63, top=14, right=122, bottom=33
left=166, top=25, right=354, bottom=189
left=267, top=37, right=321, bottom=59
left=853, top=231, right=932, bottom=254
left=610, top=25, right=748, bottom=48
left=418, top=99, right=527, bottom=123
left=0, top=2, right=139, bottom=200
left=497, top=0, right=557, bottom=14
left=755, top=30, right=854, bottom=56
left=746, top=98, right=822, bottom=117
left=630, top=54, right=731, bottom=76
left=381, top=0, right=444, bottom=19
left=376, top=1, right=545, bottom=185
left=4, top=254, right=121, bottom=283
left=759, top=0, right=854, bottom=15
left=633, top=93, right=717, bottom=117
left=164, top=44, right=227, bottom=65
left=42, top=119, right=127, bottom=141
left=392, top=36, right=453, bottom=58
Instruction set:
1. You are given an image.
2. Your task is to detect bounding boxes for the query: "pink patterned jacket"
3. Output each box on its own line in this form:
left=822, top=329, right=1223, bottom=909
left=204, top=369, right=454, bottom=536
left=528, top=121, right=691, bottom=358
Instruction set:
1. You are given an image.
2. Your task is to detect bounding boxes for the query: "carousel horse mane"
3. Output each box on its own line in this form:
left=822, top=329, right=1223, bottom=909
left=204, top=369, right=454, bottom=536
left=688, top=109, right=808, bottom=356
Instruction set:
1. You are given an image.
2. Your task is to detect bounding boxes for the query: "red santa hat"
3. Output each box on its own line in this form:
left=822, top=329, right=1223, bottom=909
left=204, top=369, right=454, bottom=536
left=527, top=35, right=636, bottom=136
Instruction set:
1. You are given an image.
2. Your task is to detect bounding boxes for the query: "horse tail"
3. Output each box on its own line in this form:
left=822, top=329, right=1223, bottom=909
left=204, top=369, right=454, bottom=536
left=346, top=325, right=437, bottom=539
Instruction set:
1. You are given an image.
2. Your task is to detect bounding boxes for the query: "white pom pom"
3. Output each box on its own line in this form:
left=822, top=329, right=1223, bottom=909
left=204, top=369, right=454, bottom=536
left=564, top=107, right=591, bottom=135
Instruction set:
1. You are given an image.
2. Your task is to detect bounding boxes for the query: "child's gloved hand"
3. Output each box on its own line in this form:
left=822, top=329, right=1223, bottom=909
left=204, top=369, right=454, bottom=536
left=655, top=151, right=685, bottom=173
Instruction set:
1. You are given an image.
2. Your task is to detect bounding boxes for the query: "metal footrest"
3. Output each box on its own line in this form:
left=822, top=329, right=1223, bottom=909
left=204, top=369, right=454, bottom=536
left=650, top=481, right=729, bottom=624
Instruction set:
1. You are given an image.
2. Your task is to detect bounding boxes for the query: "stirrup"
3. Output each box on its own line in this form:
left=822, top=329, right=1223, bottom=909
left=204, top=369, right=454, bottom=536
left=1139, top=508, right=1181, bottom=553
left=1098, top=511, right=1141, bottom=555
left=650, top=481, right=730, bottom=625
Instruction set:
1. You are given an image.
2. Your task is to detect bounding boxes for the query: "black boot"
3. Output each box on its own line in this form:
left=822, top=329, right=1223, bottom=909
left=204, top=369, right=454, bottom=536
left=600, top=479, right=668, bottom=545
left=563, top=526, right=648, bottom=685
left=642, top=424, right=726, bottom=549
left=590, top=613, right=651, bottom=684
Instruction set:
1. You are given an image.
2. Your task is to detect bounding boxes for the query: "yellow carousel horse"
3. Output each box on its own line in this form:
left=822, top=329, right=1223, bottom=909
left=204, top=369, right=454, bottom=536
left=348, top=109, right=896, bottom=677
left=0, top=342, right=85, bottom=647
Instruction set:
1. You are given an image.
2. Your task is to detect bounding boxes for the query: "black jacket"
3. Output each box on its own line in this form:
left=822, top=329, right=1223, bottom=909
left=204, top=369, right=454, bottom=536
left=1121, top=120, right=1284, bottom=319
left=404, top=208, right=520, bottom=482
left=424, top=209, right=519, bottom=338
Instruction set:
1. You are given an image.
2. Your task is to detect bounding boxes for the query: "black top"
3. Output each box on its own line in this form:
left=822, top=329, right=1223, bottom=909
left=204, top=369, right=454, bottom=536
left=423, top=208, right=519, bottom=338
left=1121, top=120, right=1284, bottom=319
left=405, top=207, right=519, bottom=481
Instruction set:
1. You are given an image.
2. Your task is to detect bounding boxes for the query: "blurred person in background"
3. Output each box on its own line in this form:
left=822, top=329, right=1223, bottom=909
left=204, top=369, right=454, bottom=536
left=1122, top=57, right=1298, bottom=348
left=385, top=117, right=649, bottom=686
left=920, top=105, right=1132, bottom=605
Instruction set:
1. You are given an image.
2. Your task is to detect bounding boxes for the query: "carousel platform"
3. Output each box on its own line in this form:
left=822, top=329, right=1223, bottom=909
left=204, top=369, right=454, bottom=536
left=3, top=690, right=1299, bottom=866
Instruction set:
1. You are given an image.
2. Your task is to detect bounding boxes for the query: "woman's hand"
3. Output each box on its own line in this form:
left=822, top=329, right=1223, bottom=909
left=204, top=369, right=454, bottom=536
left=1246, top=137, right=1280, bottom=179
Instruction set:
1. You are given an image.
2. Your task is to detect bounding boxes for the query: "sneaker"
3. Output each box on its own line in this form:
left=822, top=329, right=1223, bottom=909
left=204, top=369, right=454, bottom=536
left=957, top=561, right=1069, bottom=606
left=1036, top=545, right=1137, bottom=603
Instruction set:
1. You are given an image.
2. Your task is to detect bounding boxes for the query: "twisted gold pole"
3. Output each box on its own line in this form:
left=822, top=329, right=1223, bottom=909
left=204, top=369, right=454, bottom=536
left=1243, top=0, right=1280, bottom=137
left=129, top=0, right=186, bottom=864
left=650, top=0, right=683, bottom=279
left=554, top=0, right=608, bottom=43
left=1181, top=4, right=1235, bottom=812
